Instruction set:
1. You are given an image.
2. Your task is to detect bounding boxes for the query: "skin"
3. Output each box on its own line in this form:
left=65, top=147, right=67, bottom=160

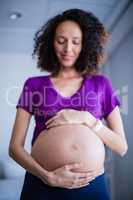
left=30, top=21, right=106, bottom=173
left=31, top=124, right=105, bottom=172
left=9, top=20, right=128, bottom=190
left=54, top=20, right=82, bottom=74
left=47, top=20, right=128, bottom=158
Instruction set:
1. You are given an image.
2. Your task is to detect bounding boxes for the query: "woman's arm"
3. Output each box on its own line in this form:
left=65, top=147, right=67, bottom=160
left=84, top=106, right=128, bottom=156
left=9, top=108, right=49, bottom=180
left=9, top=108, right=96, bottom=189
left=44, top=107, right=128, bottom=156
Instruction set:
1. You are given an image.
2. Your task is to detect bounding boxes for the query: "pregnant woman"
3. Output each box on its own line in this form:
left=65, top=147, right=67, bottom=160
left=9, top=9, right=128, bottom=200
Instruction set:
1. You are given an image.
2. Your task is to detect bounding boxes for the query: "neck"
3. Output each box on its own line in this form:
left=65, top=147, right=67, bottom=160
left=57, top=68, right=81, bottom=79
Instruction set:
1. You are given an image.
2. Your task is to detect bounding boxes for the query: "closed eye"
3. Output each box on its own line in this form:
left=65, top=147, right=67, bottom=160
left=73, top=41, right=81, bottom=45
left=57, top=40, right=65, bottom=44
left=57, top=40, right=81, bottom=45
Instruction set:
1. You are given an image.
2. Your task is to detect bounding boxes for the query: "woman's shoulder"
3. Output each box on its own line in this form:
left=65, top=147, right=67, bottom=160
left=91, top=73, right=110, bottom=80
left=23, top=75, right=49, bottom=89
left=86, top=73, right=111, bottom=85
left=25, top=74, right=49, bottom=82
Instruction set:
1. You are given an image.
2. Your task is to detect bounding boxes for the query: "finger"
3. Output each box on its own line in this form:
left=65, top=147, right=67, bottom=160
left=65, top=163, right=96, bottom=176
left=76, top=179, right=92, bottom=188
left=67, top=182, right=90, bottom=189
left=45, top=116, right=58, bottom=125
left=45, top=118, right=55, bottom=126
left=71, top=165, right=94, bottom=174
left=46, top=119, right=65, bottom=128
left=71, top=183, right=89, bottom=189
left=46, top=117, right=67, bottom=128
left=62, top=176, right=91, bottom=189
left=83, top=175, right=95, bottom=182
left=69, top=176, right=93, bottom=189
left=65, top=163, right=84, bottom=171
left=41, top=178, right=50, bottom=185
left=73, top=171, right=96, bottom=180
left=46, top=122, right=58, bottom=128
left=46, top=119, right=59, bottom=128
left=71, top=165, right=97, bottom=174
left=71, top=167, right=94, bottom=173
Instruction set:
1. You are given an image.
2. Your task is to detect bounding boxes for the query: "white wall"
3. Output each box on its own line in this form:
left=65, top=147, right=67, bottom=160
left=0, top=53, right=48, bottom=178
left=108, top=27, right=133, bottom=200
left=102, top=3, right=133, bottom=199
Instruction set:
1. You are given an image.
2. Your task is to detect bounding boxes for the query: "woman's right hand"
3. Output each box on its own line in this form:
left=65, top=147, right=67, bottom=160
left=40, top=163, right=96, bottom=189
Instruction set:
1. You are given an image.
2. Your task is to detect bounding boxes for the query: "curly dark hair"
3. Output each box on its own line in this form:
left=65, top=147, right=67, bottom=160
left=32, top=8, right=109, bottom=77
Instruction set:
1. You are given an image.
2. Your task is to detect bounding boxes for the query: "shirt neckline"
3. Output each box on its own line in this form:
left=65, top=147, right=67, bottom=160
left=47, top=75, right=87, bottom=99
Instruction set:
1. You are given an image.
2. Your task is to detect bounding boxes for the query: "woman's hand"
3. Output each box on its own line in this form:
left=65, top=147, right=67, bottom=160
left=40, top=163, right=96, bottom=189
left=45, top=109, right=96, bottom=129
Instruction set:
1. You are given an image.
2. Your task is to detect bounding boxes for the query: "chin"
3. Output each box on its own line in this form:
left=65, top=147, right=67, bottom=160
left=60, top=61, right=76, bottom=68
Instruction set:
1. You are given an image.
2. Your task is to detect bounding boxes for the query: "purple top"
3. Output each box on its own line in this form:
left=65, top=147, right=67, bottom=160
left=16, top=74, right=120, bottom=145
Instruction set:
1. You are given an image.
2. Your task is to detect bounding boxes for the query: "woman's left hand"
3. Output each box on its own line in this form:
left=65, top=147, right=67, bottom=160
left=45, top=109, right=95, bottom=129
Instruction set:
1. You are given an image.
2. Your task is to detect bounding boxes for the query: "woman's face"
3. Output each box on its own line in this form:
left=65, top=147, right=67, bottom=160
left=54, top=20, right=82, bottom=69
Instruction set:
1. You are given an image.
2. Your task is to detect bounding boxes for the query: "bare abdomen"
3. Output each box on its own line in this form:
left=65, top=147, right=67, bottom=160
left=31, top=124, right=105, bottom=172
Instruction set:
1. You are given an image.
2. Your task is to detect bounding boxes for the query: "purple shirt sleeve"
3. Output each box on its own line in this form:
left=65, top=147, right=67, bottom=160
left=102, top=75, right=121, bottom=118
left=16, top=78, right=34, bottom=115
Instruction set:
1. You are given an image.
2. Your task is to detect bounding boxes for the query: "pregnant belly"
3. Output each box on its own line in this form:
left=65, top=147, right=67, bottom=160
left=31, top=124, right=105, bottom=172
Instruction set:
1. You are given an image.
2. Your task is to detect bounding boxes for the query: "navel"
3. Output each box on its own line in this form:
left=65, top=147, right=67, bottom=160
left=71, top=143, right=79, bottom=150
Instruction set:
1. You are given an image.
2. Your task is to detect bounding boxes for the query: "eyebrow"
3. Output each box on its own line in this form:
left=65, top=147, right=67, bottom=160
left=56, top=35, right=81, bottom=40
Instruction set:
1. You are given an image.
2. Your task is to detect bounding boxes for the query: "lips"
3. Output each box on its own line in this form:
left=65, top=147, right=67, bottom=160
left=61, top=55, right=74, bottom=60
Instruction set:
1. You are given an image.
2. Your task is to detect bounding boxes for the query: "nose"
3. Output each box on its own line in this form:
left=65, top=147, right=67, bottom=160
left=64, top=41, right=73, bottom=53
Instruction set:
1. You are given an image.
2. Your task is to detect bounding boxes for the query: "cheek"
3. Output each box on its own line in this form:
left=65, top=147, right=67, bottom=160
left=54, top=44, right=62, bottom=54
left=54, top=41, right=59, bottom=52
left=75, top=46, right=82, bottom=56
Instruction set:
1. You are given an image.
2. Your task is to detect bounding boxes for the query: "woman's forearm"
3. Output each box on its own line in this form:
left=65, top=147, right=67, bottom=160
left=94, top=124, right=127, bottom=156
left=9, top=145, right=49, bottom=180
left=83, top=112, right=128, bottom=156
